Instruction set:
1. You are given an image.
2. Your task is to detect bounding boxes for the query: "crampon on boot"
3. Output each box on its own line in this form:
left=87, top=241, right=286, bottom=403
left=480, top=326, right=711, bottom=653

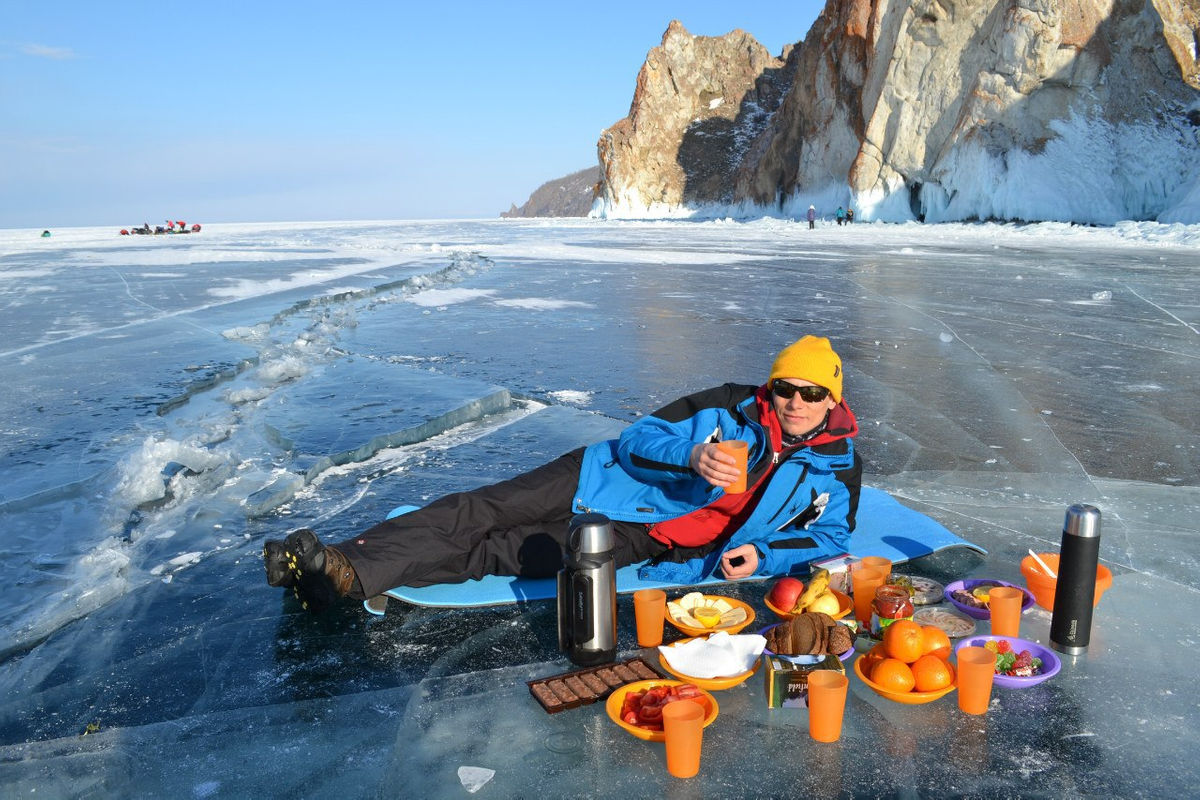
left=264, top=530, right=358, bottom=613
left=262, top=529, right=321, bottom=588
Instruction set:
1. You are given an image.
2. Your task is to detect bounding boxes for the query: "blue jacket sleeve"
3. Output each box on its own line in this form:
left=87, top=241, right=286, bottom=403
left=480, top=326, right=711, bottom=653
left=614, top=384, right=752, bottom=486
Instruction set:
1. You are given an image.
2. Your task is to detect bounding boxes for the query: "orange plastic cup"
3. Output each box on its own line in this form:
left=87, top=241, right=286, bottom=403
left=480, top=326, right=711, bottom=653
left=956, top=646, right=996, bottom=715
left=633, top=588, right=667, bottom=647
left=807, top=670, right=850, bottom=742
left=850, top=565, right=888, bottom=627
left=988, top=586, right=1024, bottom=638
left=859, top=556, right=893, bottom=579
left=715, top=440, right=749, bottom=493
left=662, top=699, right=705, bottom=778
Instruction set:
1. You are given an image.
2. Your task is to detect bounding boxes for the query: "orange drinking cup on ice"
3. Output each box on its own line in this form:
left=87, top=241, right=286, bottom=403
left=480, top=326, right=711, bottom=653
left=633, top=589, right=667, bottom=647
left=988, top=586, right=1024, bottom=638
left=715, top=440, right=749, bottom=493
left=956, top=645, right=996, bottom=715
left=662, top=699, right=705, bottom=778
left=807, top=670, right=850, bottom=742
left=859, top=556, right=893, bottom=579
left=850, top=565, right=888, bottom=628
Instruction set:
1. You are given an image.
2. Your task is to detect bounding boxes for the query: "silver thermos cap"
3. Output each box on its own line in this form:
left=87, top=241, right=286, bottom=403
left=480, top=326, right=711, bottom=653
left=1063, top=504, right=1102, bottom=538
left=569, top=512, right=615, bottom=556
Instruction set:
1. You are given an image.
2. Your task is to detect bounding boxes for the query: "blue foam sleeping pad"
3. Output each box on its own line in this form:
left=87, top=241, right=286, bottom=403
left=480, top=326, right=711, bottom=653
left=365, top=487, right=983, bottom=610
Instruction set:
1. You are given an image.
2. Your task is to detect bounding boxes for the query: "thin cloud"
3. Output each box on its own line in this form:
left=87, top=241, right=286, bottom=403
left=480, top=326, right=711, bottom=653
left=20, top=43, right=78, bottom=59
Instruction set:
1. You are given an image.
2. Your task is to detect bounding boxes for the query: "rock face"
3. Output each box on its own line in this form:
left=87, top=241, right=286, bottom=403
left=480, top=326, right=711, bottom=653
left=502, top=166, right=601, bottom=218
left=595, top=5, right=1200, bottom=224
left=598, top=20, right=796, bottom=213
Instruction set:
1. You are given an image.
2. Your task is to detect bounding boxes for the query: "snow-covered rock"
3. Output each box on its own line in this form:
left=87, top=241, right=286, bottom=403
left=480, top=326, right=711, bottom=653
left=594, top=3, right=1200, bottom=224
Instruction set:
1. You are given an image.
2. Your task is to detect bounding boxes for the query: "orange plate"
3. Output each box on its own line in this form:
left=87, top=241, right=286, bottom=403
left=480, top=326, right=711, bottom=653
left=665, top=595, right=756, bottom=638
left=764, top=588, right=852, bottom=621
left=853, top=654, right=957, bottom=705
left=605, top=679, right=720, bottom=742
left=657, top=638, right=761, bottom=691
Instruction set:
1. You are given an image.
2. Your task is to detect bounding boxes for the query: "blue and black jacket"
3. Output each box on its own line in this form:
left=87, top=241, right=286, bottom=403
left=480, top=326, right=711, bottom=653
left=572, top=383, right=862, bottom=581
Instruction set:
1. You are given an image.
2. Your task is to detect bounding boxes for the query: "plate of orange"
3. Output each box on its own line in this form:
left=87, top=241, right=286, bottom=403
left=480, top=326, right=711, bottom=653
left=763, top=588, right=852, bottom=621
left=854, top=650, right=956, bottom=704
left=853, top=619, right=957, bottom=704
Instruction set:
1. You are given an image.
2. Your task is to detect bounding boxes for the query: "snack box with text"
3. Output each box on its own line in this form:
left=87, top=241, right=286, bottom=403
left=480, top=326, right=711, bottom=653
left=811, top=554, right=859, bottom=594
left=763, top=654, right=845, bottom=709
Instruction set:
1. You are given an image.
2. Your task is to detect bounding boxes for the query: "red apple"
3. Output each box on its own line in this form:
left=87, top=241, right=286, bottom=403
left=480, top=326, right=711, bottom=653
left=767, top=577, right=805, bottom=611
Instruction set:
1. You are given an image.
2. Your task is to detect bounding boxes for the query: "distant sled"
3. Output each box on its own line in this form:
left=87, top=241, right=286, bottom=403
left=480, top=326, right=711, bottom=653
left=363, top=486, right=985, bottom=614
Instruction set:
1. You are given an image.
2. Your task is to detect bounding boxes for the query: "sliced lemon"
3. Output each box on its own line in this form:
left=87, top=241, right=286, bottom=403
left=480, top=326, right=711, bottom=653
left=692, top=606, right=722, bottom=628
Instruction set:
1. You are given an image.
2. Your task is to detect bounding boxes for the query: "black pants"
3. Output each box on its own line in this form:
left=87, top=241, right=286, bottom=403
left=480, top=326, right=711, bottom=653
left=334, top=448, right=675, bottom=599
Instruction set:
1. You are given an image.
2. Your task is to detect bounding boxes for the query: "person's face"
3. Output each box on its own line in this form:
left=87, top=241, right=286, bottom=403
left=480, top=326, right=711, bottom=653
left=771, top=378, right=837, bottom=437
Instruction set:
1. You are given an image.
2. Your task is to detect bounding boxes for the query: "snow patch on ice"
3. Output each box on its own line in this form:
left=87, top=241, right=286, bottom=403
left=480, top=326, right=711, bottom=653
left=256, top=356, right=308, bottom=384
left=405, top=288, right=496, bottom=307
left=493, top=298, right=592, bottom=310
left=458, top=766, right=495, bottom=793
left=547, top=390, right=592, bottom=405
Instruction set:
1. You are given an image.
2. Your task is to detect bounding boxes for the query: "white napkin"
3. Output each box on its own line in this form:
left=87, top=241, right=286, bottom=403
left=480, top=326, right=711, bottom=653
left=658, top=631, right=767, bottom=679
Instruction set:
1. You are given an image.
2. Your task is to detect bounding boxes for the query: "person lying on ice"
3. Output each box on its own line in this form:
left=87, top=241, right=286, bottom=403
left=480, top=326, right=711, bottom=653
left=263, top=335, right=862, bottom=612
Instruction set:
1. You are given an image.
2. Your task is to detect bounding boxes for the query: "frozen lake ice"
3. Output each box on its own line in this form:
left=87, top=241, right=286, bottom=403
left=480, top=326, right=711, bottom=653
left=0, top=218, right=1196, bottom=796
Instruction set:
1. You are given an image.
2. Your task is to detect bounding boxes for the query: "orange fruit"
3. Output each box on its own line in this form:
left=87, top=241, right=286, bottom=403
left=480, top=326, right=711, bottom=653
left=911, top=654, right=954, bottom=692
left=859, top=643, right=888, bottom=677
left=871, top=658, right=916, bottom=693
left=920, top=625, right=952, bottom=659
left=882, top=619, right=925, bottom=663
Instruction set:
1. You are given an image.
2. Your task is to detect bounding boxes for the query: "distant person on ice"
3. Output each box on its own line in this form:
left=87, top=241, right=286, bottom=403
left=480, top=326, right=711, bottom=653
left=807, top=205, right=816, bottom=229
left=836, top=207, right=846, bottom=226
left=263, top=336, right=863, bottom=612
left=846, top=208, right=854, bottom=223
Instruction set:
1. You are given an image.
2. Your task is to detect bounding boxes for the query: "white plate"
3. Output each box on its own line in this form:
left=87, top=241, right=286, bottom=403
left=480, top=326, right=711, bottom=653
left=913, top=607, right=976, bottom=638
left=892, top=574, right=945, bottom=605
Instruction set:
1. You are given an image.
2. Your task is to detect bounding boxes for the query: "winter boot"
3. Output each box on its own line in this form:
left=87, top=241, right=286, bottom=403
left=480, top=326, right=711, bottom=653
left=289, top=545, right=358, bottom=613
left=263, top=529, right=322, bottom=588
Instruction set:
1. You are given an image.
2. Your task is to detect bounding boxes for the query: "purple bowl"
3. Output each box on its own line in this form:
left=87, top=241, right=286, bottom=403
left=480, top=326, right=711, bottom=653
left=758, top=623, right=855, bottom=662
left=955, top=635, right=1061, bottom=688
left=943, top=579, right=1035, bottom=620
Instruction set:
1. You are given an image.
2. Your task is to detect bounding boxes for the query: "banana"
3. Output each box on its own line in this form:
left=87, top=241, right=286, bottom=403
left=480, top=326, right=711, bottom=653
left=794, top=568, right=831, bottom=612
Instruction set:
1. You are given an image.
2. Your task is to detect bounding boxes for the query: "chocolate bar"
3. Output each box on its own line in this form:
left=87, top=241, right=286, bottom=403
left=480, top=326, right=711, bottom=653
left=527, top=657, right=665, bottom=714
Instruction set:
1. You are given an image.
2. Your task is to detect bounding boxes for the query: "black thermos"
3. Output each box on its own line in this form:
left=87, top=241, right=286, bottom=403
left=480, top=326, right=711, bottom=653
left=1049, top=504, right=1102, bottom=655
left=557, top=513, right=617, bottom=666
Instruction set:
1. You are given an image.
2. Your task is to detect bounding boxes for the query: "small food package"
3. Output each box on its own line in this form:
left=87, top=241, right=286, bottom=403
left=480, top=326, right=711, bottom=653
left=762, top=653, right=845, bottom=709
left=811, top=554, right=857, bottom=594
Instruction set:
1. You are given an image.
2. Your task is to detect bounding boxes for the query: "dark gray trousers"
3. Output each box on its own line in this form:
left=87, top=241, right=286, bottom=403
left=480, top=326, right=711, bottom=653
left=334, top=448, right=673, bottom=599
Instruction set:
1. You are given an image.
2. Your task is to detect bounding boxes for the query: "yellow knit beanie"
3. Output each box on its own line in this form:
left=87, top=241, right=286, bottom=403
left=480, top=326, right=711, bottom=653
left=768, top=336, right=843, bottom=402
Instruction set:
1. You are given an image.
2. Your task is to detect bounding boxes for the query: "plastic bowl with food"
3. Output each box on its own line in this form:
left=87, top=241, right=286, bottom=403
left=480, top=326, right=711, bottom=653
left=955, top=635, right=1062, bottom=689
left=763, top=588, right=852, bottom=621
left=943, top=579, right=1035, bottom=620
left=605, top=679, right=719, bottom=741
left=665, top=593, right=756, bottom=637
left=758, top=623, right=856, bottom=663
left=853, top=652, right=956, bottom=705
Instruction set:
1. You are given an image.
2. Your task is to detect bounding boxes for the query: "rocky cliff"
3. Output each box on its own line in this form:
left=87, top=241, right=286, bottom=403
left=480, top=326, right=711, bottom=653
left=502, top=166, right=601, bottom=218
left=595, top=3, right=1200, bottom=224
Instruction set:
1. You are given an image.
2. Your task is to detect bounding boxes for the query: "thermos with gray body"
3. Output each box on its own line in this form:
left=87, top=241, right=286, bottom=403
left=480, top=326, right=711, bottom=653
left=557, top=513, right=618, bottom=666
left=1050, top=504, right=1102, bottom=655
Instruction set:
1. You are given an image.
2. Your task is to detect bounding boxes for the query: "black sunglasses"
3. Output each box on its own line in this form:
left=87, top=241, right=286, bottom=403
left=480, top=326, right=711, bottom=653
left=771, top=379, right=831, bottom=403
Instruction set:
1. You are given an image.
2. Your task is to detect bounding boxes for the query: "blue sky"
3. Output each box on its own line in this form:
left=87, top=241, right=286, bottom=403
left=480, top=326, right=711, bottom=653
left=2, top=2, right=825, bottom=228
